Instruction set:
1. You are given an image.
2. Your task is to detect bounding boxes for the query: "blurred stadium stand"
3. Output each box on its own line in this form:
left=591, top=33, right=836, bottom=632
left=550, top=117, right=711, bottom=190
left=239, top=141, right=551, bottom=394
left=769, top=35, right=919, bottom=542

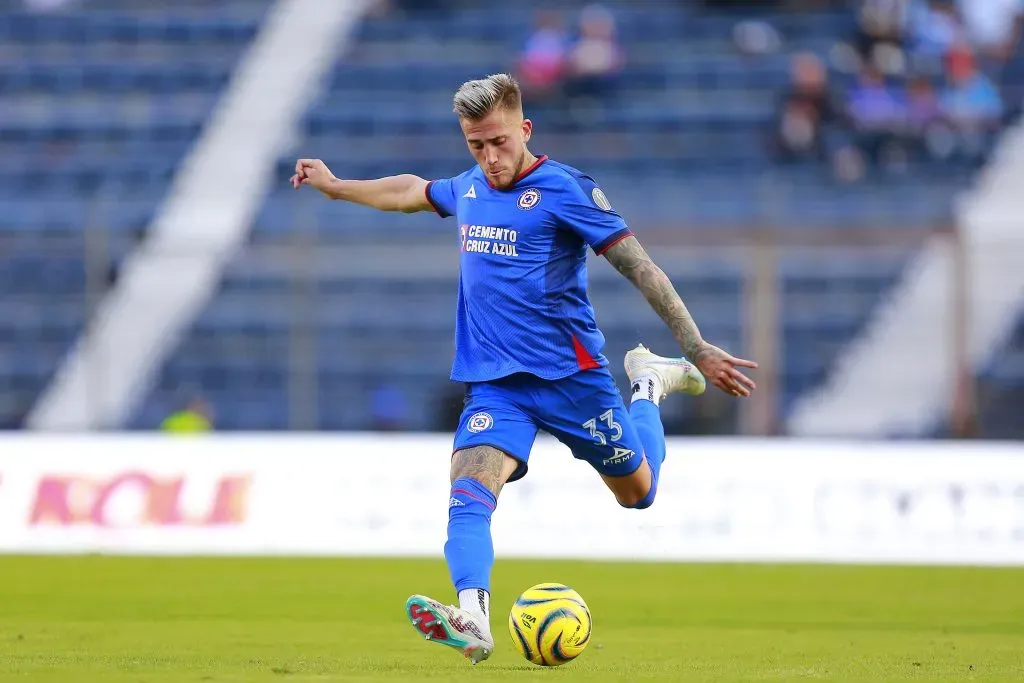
left=2, top=0, right=1022, bottom=437
left=0, top=0, right=273, bottom=427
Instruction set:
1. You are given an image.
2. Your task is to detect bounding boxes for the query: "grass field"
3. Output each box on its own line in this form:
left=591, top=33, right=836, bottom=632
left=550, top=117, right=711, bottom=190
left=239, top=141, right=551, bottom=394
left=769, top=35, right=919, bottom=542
left=1, top=556, right=1022, bottom=682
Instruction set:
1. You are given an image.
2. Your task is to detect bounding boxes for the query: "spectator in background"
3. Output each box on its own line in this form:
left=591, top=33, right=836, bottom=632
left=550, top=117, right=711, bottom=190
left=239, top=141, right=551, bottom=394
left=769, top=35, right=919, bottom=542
left=852, top=0, right=911, bottom=75
left=939, top=41, right=1003, bottom=162
left=908, top=0, right=965, bottom=68
left=905, top=73, right=944, bottom=157
left=957, top=0, right=1024, bottom=120
left=957, top=0, right=1024, bottom=64
left=161, top=395, right=213, bottom=434
left=845, top=62, right=907, bottom=166
left=515, top=11, right=570, bottom=104
left=564, top=4, right=624, bottom=110
left=772, top=0, right=1019, bottom=180
left=772, top=52, right=848, bottom=165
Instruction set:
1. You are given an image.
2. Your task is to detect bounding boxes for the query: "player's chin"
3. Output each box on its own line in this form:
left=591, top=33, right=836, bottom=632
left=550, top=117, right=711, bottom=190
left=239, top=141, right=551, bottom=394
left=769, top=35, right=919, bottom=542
left=488, top=172, right=512, bottom=189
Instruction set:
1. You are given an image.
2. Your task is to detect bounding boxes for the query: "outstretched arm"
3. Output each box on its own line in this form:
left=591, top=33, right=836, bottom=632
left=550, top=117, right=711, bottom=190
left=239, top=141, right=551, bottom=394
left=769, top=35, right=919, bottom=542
left=290, top=158, right=432, bottom=213
left=602, top=235, right=758, bottom=397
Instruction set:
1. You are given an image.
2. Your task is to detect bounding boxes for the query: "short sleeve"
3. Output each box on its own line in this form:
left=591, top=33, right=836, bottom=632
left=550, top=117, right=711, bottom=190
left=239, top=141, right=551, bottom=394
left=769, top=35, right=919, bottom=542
left=560, top=175, right=632, bottom=254
left=425, top=177, right=457, bottom=218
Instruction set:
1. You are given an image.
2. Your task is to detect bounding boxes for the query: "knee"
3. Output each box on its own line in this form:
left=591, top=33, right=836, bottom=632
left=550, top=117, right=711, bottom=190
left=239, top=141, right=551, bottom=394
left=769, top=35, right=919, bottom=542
left=616, top=485, right=656, bottom=510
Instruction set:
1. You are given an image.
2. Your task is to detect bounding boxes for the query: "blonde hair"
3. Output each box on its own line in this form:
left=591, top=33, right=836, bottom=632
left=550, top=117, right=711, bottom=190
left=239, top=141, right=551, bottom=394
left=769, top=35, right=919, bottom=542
left=452, top=73, right=522, bottom=121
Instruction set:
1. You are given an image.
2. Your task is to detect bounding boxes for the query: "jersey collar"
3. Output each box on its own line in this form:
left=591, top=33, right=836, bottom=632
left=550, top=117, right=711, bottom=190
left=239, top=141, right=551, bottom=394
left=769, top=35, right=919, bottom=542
left=486, top=154, right=548, bottom=191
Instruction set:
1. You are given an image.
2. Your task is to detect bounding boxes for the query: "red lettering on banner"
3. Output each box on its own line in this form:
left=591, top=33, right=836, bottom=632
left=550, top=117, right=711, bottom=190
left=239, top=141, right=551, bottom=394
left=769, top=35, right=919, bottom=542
left=28, top=473, right=251, bottom=527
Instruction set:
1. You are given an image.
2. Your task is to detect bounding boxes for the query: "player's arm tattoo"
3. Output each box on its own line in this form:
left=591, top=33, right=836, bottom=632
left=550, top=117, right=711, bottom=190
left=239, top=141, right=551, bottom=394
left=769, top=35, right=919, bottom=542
left=450, top=445, right=508, bottom=497
left=603, top=236, right=708, bottom=361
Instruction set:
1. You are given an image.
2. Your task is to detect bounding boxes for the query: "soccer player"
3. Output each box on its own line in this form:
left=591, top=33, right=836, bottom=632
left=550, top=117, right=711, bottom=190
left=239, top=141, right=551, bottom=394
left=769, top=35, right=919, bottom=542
left=291, top=73, right=757, bottom=664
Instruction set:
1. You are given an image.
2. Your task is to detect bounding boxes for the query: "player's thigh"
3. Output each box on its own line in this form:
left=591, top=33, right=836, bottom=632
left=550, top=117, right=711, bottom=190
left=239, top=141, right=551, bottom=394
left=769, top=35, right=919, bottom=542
left=453, top=381, right=539, bottom=491
left=536, top=369, right=650, bottom=502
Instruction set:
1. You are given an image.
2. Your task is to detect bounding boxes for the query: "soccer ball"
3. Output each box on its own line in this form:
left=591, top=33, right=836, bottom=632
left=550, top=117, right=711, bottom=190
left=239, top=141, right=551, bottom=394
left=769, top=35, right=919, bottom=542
left=507, top=582, right=592, bottom=666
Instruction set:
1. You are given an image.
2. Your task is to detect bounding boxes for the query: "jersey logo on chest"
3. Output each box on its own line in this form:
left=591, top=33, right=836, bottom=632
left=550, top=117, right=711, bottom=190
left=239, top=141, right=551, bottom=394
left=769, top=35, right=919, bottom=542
left=460, top=224, right=519, bottom=257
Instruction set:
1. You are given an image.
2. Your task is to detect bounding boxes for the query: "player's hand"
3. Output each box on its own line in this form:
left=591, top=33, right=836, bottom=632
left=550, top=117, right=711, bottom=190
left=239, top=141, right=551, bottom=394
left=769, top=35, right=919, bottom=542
left=290, top=158, right=336, bottom=193
left=693, top=343, right=758, bottom=398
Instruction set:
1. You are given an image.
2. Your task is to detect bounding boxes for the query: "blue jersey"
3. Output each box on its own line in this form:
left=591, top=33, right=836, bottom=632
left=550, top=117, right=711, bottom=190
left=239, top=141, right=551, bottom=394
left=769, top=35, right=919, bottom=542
left=425, top=156, right=632, bottom=383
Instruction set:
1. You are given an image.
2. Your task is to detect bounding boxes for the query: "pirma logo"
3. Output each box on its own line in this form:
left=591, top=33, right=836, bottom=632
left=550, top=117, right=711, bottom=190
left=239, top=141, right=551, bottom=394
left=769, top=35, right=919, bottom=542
left=517, top=188, right=541, bottom=210
left=467, top=412, right=493, bottom=433
left=603, top=446, right=635, bottom=466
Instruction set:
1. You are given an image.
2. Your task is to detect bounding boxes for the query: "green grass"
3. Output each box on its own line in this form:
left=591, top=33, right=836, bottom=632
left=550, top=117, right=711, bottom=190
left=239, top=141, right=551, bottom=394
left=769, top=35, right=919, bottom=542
left=0, top=556, right=1022, bottom=681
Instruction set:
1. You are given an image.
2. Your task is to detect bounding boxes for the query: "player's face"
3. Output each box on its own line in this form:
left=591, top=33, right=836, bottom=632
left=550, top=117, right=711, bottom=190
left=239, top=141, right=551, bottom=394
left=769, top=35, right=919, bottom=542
left=460, top=108, right=532, bottom=190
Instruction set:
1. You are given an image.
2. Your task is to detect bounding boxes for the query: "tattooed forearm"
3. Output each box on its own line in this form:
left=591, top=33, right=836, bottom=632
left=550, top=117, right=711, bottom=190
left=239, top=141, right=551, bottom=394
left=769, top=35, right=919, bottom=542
left=603, top=236, right=708, bottom=361
left=450, top=445, right=507, bottom=496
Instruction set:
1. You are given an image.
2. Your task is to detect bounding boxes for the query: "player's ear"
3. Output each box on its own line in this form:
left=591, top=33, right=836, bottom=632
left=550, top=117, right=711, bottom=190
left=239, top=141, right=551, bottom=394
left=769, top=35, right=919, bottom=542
left=521, top=118, right=533, bottom=142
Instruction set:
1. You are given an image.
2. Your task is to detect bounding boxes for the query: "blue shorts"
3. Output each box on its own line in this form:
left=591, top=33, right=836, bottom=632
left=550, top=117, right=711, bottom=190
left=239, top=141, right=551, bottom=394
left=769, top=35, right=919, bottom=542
left=453, top=367, right=645, bottom=483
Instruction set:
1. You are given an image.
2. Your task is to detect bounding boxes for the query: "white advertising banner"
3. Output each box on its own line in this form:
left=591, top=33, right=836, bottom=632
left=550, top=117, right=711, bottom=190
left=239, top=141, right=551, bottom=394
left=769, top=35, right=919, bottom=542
left=0, top=434, right=1022, bottom=565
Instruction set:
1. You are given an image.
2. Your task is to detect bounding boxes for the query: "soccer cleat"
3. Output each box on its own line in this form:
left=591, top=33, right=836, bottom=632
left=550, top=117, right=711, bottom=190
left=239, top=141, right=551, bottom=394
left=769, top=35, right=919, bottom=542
left=624, top=343, right=706, bottom=398
left=405, top=595, right=494, bottom=664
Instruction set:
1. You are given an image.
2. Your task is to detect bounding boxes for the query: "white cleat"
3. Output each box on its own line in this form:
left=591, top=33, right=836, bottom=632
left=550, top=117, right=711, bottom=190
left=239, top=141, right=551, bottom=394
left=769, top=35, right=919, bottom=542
left=405, top=595, right=494, bottom=665
left=624, top=343, right=706, bottom=398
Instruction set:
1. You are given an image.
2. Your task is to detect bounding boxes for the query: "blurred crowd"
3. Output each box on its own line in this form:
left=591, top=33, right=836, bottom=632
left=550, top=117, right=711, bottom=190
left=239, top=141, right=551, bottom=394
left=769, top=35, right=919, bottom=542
left=368, top=0, right=627, bottom=119
left=772, top=0, right=1024, bottom=182
left=499, top=0, right=1024, bottom=183
left=513, top=4, right=624, bottom=116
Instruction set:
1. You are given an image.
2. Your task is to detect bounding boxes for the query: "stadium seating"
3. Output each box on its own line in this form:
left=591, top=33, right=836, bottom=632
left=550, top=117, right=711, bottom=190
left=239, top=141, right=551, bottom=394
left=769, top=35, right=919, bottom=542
left=135, top=1, right=964, bottom=432
left=0, top=0, right=273, bottom=425
left=2, top=0, right=1020, bottom=435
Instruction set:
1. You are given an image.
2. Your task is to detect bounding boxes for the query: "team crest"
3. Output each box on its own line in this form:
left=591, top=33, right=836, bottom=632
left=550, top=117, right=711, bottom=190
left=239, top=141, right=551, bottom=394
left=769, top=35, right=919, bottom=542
left=467, top=412, right=493, bottom=433
left=517, top=188, right=541, bottom=210
left=592, top=187, right=612, bottom=211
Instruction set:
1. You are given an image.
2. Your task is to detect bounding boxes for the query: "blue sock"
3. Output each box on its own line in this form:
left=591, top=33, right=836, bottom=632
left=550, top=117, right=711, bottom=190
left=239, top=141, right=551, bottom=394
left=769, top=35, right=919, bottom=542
left=444, top=477, right=496, bottom=593
left=627, top=397, right=666, bottom=509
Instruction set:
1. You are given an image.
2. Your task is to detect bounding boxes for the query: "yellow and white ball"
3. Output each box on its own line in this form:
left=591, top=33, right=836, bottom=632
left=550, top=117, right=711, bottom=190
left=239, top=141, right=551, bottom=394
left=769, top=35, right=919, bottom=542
left=508, top=582, right=592, bottom=666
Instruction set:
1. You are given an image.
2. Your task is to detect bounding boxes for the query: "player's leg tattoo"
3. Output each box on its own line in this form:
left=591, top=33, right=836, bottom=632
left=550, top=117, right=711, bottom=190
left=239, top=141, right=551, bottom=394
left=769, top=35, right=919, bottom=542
left=449, top=445, right=517, bottom=496
left=444, top=446, right=518, bottom=628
